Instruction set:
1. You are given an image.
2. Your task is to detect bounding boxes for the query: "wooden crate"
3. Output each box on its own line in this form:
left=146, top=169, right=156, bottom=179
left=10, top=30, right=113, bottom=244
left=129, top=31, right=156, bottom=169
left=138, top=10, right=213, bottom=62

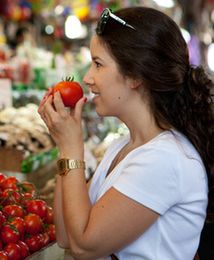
left=0, top=147, right=57, bottom=192
left=0, top=147, right=24, bottom=172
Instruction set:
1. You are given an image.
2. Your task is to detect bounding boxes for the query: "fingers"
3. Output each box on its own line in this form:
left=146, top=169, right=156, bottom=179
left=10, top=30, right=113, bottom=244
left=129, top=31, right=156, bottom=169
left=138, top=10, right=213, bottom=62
left=53, top=91, right=66, bottom=112
left=74, top=96, right=87, bottom=120
left=38, top=89, right=87, bottom=127
left=39, top=88, right=53, bottom=107
left=53, top=92, right=87, bottom=121
left=38, top=95, right=55, bottom=125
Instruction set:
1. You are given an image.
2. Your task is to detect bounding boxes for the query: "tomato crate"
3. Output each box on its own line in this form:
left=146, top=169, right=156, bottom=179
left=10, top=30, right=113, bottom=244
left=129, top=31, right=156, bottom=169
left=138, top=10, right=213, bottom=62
left=0, top=147, right=58, bottom=173
left=0, top=147, right=24, bottom=173
left=26, top=242, right=66, bottom=260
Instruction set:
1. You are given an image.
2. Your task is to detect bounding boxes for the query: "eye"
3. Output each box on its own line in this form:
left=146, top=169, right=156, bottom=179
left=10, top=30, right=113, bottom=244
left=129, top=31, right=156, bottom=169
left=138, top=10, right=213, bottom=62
left=94, top=61, right=102, bottom=68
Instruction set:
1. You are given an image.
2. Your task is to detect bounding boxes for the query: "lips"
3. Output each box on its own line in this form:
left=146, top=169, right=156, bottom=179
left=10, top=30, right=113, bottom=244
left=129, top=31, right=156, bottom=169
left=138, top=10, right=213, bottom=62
left=88, top=91, right=100, bottom=100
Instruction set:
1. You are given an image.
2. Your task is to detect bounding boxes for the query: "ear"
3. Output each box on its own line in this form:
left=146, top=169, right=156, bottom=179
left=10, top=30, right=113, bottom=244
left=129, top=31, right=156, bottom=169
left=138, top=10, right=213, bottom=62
left=130, top=79, right=142, bottom=89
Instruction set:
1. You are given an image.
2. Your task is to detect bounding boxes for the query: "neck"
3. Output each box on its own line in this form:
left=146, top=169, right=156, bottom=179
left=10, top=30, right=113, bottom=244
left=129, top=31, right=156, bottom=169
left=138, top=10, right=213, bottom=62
left=118, top=103, right=164, bottom=146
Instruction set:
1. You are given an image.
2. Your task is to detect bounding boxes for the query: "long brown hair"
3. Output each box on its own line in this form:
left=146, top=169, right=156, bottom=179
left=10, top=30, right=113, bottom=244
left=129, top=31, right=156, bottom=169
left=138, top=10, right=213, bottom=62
left=96, top=7, right=214, bottom=219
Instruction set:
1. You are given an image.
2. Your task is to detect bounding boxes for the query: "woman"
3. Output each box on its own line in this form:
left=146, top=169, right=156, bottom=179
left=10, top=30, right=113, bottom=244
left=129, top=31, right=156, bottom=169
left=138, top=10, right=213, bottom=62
left=38, top=7, right=214, bottom=260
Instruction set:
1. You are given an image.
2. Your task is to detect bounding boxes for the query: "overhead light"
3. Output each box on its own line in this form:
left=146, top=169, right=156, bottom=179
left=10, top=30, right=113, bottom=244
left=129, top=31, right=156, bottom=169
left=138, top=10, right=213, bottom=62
left=55, top=5, right=64, bottom=16
left=45, top=25, right=54, bottom=35
left=152, top=0, right=175, bottom=8
left=65, top=15, right=87, bottom=39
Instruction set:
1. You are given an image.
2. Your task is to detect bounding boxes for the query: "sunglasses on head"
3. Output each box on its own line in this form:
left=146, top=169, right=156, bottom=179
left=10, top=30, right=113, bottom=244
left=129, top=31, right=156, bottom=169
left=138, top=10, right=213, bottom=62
left=96, top=8, right=136, bottom=35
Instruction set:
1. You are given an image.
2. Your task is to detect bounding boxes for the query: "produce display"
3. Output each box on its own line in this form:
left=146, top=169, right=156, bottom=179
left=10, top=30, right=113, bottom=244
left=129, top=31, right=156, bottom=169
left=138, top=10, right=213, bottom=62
left=0, top=104, right=57, bottom=173
left=0, top=104, right=54, bottom=156
left=0, top=173, right=56, bottom=259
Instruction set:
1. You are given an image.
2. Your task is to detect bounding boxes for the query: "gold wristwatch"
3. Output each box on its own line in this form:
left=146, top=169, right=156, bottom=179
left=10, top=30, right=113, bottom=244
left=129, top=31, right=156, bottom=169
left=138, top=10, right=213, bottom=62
left=57, top=158, right=85, bottom=176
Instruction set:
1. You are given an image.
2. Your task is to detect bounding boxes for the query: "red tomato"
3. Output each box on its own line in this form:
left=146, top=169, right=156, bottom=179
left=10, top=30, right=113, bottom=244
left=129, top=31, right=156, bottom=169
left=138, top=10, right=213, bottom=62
left=0, top=177, right=18, bottom=190
left=17, top=241, right=30, bottom=259
left=53, top=77, right=83, bottom=108
left=26, top=199, right=47, bottom=219
left=0, top=251, right=8, bottom=259
left=36, top=233, right=45, bottom=249
left=0, top=189, right=21, bottom=206
left=0, top=224, right=20, bottom=244
left=0, top=173, right=6, bottom=183
left=0, top=211, right=6, bottom=229
left=43, top=206, right=54, bottom=224
left=18, top=181, right=36, bottom=195
left=24, top=234, right=42, bottom=253
left=41, top=232, right=50, bottom=247
left=2, top=205, right=24, bottom=219
left=4, top=243, right=21, bottom=260
left=20, top=193, right=34, bottom=208
left=0, top=187, right=3, bottom=197
left=24, top=214, right=42, bottom=235
left=46, top=224, right=56, bottom=242
left=10, top=218, right=25, bottom=241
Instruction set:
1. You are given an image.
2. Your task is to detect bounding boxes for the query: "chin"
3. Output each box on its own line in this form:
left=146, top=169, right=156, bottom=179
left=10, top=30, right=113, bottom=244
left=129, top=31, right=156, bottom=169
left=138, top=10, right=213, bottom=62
left=96, top=108, right=111, bottom=117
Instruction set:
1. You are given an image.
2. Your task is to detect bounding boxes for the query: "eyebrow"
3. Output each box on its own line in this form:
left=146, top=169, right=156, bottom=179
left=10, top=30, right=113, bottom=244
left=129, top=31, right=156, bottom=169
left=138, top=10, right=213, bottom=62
left=92, top=56, right=102, bottom=61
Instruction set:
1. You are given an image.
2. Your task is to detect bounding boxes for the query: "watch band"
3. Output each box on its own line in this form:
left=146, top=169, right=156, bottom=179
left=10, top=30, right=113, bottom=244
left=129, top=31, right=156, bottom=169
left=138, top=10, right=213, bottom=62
left=57, top=158, right=85, bottom=176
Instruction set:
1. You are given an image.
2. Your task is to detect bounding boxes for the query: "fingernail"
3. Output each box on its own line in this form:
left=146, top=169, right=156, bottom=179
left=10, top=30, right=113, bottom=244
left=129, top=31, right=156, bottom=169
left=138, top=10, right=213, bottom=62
left=84, top=97, right=87, bottom=103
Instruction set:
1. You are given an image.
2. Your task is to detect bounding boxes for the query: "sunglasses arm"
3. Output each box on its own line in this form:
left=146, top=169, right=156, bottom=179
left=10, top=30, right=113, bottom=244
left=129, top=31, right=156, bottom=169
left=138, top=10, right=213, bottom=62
left=109, top=13, right=136, bottom=30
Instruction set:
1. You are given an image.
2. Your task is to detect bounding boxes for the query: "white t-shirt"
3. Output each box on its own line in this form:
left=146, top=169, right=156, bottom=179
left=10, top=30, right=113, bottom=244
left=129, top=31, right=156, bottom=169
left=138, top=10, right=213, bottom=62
left=88, top=130, right=208, bottom=260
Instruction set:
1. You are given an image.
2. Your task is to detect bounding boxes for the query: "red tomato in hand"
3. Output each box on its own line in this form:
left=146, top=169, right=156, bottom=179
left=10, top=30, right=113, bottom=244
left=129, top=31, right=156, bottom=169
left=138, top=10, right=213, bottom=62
left=53, top=77, right=83, bottom=108
left=24, top=214, right=42, bottom=235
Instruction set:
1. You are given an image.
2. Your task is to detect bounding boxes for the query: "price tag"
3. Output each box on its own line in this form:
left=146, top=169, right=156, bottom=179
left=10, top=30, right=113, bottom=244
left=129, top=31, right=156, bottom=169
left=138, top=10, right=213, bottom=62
left=0, top=79, right=12, bottom=109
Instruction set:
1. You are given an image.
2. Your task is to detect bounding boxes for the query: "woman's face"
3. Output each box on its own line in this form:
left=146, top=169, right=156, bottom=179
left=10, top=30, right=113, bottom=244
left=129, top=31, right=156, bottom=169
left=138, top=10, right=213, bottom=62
left=83, top=35, right=134, bottom=117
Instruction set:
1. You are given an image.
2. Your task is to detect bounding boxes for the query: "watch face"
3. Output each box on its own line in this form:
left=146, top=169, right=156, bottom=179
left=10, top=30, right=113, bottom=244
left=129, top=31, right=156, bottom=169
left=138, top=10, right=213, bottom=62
left=57, top=159, right=66, bottom=172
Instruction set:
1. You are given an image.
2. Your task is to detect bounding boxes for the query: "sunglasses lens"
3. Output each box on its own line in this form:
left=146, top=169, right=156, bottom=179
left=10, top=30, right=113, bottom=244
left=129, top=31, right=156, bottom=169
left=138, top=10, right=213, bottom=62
left=96, top=9, right=110, bottom=35
left=96, top=8, right=135, bottom=35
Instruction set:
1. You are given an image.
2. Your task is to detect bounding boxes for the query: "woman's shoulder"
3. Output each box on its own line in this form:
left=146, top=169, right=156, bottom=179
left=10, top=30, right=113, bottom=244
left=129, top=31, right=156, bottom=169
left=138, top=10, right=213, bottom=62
left=125, top=129, right=204, bottom=172
left=145, top=129, right=201, bottom=159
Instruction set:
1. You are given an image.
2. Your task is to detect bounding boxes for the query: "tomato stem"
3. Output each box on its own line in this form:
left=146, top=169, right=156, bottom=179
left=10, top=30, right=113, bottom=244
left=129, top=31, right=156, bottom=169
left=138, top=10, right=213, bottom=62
left=63, top=76, right=74, bottom=82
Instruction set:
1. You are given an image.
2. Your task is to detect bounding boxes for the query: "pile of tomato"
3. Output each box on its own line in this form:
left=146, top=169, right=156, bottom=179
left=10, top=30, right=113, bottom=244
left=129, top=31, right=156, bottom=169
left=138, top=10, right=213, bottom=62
left=0, top=173, right=56, bottom=260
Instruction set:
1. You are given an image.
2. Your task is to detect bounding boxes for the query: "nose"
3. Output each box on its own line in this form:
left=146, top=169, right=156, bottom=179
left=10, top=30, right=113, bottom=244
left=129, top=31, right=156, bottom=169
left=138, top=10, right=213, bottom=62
left=83, top=66, right=94, bottom=88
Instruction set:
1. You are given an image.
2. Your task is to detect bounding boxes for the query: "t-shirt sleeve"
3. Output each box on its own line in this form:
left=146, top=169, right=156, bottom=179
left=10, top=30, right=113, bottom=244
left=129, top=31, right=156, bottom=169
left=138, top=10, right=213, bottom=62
left=113, top=147, right=181, bottom=215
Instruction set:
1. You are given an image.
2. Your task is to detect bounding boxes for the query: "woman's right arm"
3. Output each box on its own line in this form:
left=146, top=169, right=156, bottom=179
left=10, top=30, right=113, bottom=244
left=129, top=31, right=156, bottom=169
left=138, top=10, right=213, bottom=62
left=54, top=173, right=93, bottom=248
left=54, top=175, right=70, bottom=248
